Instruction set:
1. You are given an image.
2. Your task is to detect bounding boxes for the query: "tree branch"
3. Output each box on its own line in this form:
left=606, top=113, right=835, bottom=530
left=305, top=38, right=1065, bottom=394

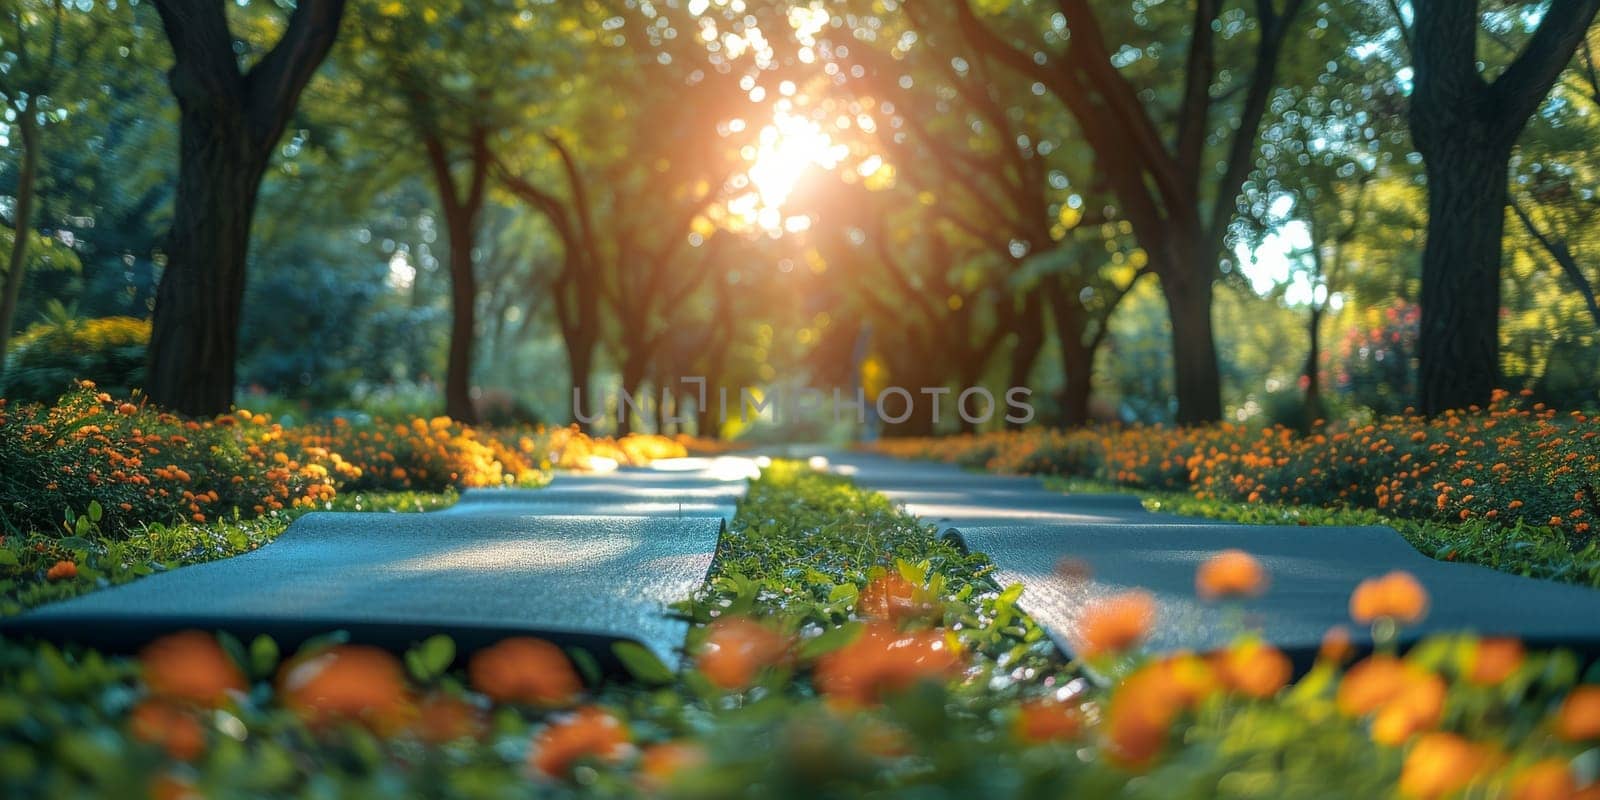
left=1205, top=0, right=1304, bottom=254
left=1510, top=196, right=1600, bottom=330
left=1486, top=0, right=1600, bottom=135
left=243, top=0, right=348, bottom=145
left=1175, top=0, right=1221, bottom=192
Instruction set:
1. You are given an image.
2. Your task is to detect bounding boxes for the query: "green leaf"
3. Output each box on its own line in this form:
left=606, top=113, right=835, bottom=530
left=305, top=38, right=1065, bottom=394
left=896, top=559, right=928, bottom=585
left=567, top=646, right=602, bottom=687
left=798, top=621, right=862, bottom=661
left=827, top=582, right=858, bottom=604
left=408, top=634, right=455, bottom=681
left=217, top=631, right=249, bottom=676
left=0, top=550, right=18, bottom=566
left=59, top=536, right=92, bottom=552
left=249, top=635, right=280, bottom=678
left=612, top=640, right=675, bottom=685
left=87, top=501, right=102, bottom=523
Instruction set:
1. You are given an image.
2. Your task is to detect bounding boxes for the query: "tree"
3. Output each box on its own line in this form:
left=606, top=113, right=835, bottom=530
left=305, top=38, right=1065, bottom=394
left=496, top=4, right=750, bottom=434
left=826, top=4, right=1141, bottom=427
left=494, top=132, right=604, bottom=430
left=336, top=0, right=557, bottom=423
left=950, top=0, right=1308, bottom=423
left=1406, top=0, right=1600, bottom=413
left=1238, top=17, right=1409, bottom=421
left=0, top=0, right=118, bottom=370
left=143, top=0, right=346, bottom=416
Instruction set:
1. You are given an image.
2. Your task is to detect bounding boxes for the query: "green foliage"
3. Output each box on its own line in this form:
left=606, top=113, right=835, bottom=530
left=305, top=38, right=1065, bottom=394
left=2, top=316, right=148, bottom=403
left=2, top=461, right=1599, bottom=797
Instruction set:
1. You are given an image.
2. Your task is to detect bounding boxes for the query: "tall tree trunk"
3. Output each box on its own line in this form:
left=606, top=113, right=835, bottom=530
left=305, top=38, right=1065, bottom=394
left=441, top=206, right=479, bottom=423
left=696, top=367, right=722, bottom=439
left=1048, top=279, right=1096, bottom=427
left=1004, top=291, right=1045, bottom=430
left=568, top=282, right=601, bottom=430
left=145, top=0, right=346, bottom=416
left=564, top=328, right=597, bottom=432
left=1060, top=337, right=1096, bottom=428
left=617, top=348, right=648, bottom=437
left=1415, top=151, right=1507, bottom=413
left=1303, top=303, right=1325, bottom=424
left=420, top=126, right=489, bottom=424
left=0, top=103, right=40, bottom=370
left=147, top=105, right=269, bottom=415
left=491, top=144, right=604, bottom=429
left=1160, top=259, right=1223, bottom=425
left=1408, top=0, right=1600, bottom=413
left=651, top=369, right=669, bottom=435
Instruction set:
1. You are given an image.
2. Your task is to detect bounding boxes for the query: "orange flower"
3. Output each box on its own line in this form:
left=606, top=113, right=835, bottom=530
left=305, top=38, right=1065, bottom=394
left=1213, top=640, right=1291, bottom=699
left=412, top=693, right=484, bottom=744
left=1072, top=591, right=1156, bottom=659
left=468, top=637, right=583, bottom=706
left=814, top=622, right=960, bottom=707
left=46, top=560, right=78, bottom=581
left=1349, top=571, right=1429, bottom=625
left=1102, top=656, right=1215, bottom=768
left=1398, top=733, right=1493, bottom=799
left=1195, top=550, right=1267, bottom=601
left=128, top=700, right=206, bottom=761
left=1511, top=759, right=1577, bottom=800
left=1554, top=685, right=1600, bottom=742
left=1319, top=625, right=1355, bottom=664
left=1014, top=698, right=1083, bottom=743
left=1104, top=697, right=1169, bottom=769
left=528, top=706, right=633, bottom=779
left=1468, top=638, right=1525, bottom=686
left=1337, top=655, right=1412, bottom=717
left=696, top=617, right=789, bottom=690
left=279, top=645, right=412, bottom=733
left=148, top=773, right=202, bottom=800
left=1370, top=672, right=1447, bottom=745
left=636, top=741, right=707, bottom=792
left=858, top=573, right=936, bottom=621
left=140, top=630, right=247, bottom=707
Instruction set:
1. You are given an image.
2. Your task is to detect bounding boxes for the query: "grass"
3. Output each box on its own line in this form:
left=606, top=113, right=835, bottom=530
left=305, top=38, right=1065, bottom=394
left=682, top=460, right=1060, bottom=684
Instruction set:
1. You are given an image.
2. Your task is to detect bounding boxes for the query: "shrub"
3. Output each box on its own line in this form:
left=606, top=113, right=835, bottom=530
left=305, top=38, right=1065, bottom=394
left=2, top=316, right=149, bottom=404
left=0, top=384, right=348, bottom=537
left=0, top=386, right=695, bottom=538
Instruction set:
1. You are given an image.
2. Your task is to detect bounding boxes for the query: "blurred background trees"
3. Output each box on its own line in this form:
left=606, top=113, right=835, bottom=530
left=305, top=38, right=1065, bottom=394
left=3, top=0, right=1599, bottom=436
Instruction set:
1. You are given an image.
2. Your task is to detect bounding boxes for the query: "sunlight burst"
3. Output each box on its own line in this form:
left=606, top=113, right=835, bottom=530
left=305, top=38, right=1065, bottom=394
left=729, top=110, right=850, bottom=235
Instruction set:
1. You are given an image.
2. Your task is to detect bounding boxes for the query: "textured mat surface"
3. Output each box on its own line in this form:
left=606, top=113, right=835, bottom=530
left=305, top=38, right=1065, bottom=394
left=6, top=458, right=759, bottom=669
left=825, top=450, right=1600, bottom=661
left=947, top=522, right=1600, bottom=660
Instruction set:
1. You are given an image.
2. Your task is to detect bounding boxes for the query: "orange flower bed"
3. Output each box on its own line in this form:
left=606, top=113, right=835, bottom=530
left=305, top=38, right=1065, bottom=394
left=0, top=385, right=688, bottom=537
left=869, top=390, right=1599, bottom=546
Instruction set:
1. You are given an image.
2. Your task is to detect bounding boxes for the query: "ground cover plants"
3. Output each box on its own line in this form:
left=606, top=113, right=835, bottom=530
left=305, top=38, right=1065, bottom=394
left=2, top=462, right=1598, bottom=798
left=869, top=390, right=1600, bottom=587
left=0, top=384, right=688, bottom=614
